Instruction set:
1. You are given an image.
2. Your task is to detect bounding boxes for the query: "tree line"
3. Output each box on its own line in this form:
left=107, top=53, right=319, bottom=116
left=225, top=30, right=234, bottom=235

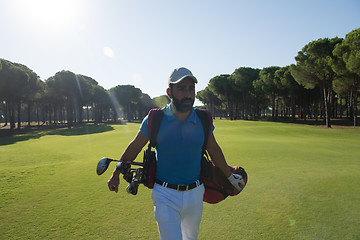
left=197, top=28, right=360, bottom=127
left=1, top=28, right=359, bottom=131
left=0, top=62, right=158, bottom=131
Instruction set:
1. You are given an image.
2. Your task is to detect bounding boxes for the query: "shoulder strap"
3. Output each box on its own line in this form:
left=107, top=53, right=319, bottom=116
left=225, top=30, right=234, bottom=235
left=195, top=109, right=213, bottom=150
left=147, top=108, right=165, bottom=148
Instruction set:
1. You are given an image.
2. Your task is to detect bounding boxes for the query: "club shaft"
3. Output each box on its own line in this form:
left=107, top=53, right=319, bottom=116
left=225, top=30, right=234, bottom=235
left=111, top=159, right=143, bottom=166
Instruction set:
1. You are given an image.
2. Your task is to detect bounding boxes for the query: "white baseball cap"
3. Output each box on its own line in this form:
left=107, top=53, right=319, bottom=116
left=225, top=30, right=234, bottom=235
left=168, top=67, right=198, bottom=86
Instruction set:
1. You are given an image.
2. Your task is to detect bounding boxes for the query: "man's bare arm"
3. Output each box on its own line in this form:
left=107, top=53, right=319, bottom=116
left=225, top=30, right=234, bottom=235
left=206, top=133, right=232, bottom=178
left=119, top=130, right=149, bottom=163
left=207, top=133, right=245, bottom=190
left=107, top=130, right=149, bottom=192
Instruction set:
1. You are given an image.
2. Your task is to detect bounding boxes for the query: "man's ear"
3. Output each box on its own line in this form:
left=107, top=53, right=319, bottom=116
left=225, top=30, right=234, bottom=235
left=166, top=88, right=172, bottom=99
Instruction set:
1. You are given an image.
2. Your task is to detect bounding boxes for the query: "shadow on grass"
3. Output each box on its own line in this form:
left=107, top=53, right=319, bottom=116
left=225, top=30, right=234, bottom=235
left=47, top=125, right=115, bottom=136
left=0, top=124, right=115, bottom=146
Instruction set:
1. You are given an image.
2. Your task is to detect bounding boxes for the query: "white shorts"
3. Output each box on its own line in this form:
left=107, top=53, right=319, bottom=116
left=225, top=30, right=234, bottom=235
left=152, top=183, right=205, bottom=240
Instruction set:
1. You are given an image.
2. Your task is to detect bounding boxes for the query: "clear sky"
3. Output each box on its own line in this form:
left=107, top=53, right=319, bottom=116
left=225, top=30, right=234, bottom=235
left=1, top=0, right=359, bottom=101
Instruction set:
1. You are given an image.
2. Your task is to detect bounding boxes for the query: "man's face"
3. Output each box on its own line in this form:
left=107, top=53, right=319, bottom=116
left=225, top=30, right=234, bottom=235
left=169, top=77, right=195, bottom=112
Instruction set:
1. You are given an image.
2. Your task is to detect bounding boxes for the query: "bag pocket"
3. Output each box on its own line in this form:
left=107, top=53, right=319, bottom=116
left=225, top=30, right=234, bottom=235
left=143, top=148, right=157, bottom=189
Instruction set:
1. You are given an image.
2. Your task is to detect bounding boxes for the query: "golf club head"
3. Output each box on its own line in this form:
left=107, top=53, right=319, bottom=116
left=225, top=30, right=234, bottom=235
left=96, top=157, right=113, bottom=175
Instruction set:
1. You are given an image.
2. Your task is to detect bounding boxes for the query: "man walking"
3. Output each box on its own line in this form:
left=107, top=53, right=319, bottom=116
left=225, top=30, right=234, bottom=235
left=107, top=67, right=244, bottom=240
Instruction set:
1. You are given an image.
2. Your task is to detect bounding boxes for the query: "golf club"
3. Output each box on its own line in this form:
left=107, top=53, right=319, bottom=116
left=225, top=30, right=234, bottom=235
left=96, top=157, right=143, bottom=175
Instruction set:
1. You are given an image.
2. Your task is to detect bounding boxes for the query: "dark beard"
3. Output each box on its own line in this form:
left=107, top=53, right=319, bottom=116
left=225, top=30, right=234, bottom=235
left=173, top=97, right=194, bottom=112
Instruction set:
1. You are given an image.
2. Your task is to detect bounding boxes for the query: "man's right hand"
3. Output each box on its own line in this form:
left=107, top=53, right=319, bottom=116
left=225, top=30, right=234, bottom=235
left=107, top=172, right=120, bottom=193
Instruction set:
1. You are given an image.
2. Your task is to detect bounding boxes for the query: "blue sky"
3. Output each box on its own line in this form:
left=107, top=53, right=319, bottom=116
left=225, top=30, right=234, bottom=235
left=1, top=0, right=359, bottom=101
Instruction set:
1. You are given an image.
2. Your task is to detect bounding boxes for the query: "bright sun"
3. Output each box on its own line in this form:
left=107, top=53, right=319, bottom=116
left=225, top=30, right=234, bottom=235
left=13, top=0, right=81, bottom=30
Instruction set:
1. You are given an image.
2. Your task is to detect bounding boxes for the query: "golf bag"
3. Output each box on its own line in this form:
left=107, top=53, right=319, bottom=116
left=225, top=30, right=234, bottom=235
left=201, top=152, right=248, bottom=204
left=145, top=108, right=247, bottom=203
left=196, top=109, right=248, bottom=204
left=142, top=108, right=164, bottom=189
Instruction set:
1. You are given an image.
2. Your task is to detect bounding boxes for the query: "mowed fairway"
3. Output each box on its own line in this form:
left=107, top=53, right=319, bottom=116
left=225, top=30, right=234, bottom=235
left=0, top=121, right=359, bottom=239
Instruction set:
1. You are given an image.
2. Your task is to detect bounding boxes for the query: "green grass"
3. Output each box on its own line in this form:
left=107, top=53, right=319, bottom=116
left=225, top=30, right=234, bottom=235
left=0, top=121, right=359, bottom=239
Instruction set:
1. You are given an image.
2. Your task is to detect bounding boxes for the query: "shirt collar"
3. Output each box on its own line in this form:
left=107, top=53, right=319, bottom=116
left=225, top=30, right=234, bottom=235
left=164, top=103, right=197, bottom=124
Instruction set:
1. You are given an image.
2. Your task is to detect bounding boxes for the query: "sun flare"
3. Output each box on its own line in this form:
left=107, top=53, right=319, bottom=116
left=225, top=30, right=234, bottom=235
left=13, top=0, right=81, bottom=30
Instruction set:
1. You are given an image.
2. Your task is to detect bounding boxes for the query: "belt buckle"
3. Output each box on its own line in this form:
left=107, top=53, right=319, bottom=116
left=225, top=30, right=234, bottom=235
left=177, top=184, right=188, bottom=191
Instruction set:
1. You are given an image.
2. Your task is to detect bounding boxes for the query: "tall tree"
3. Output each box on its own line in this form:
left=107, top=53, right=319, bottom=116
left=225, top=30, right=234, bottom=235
left=290, top=37, right=343, bottom=127
left=16, top=64, right=43, bottom=127
left=208, top=74, right=236, bottom=119
left=196, top=87, right=221, bottom=118
left=109, top=85, right=143, bottom=121
left=231, top=67, right=260, bottom=119
left=332, top=28, right=360, bottom=126
left=0, top=59, right=12, bottom=127
left=252, top=78, right=269, bottom=118
left=257, top=66, right=281, bottom=119
left=153, top=95, right=170, bottom=108
left=76, top=74, right=97, bottom=123
left=0, top=59, right=32, bottom=130
left=275, top=66, right=304, bottom=120
left=44, top=76, right=67, bottom=124
left=53, top=71, right=80, bottom=128
left=92, top=85, right=111, bottom=124
left=138, top=93, right=157, bottom=119
left=13, top=63, right=30, bottom=129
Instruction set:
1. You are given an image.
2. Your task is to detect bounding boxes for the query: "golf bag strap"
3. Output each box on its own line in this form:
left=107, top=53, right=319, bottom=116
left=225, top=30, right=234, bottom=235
left=195, top=109, right=213, bottom=151
left=147, top=108, right=165, bottom=148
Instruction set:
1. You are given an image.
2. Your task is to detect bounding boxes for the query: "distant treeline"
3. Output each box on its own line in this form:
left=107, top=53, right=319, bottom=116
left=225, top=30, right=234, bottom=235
left=197, top=28, right=360, bottom=127
left=1, top=28, right=359, bottom=131
left=0, top=64, right=168, bottom=131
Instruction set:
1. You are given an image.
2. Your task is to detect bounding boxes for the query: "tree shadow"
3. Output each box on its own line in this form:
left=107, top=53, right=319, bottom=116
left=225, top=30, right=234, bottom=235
left=0, top=124, right=115, bottom=146
left=47, top=124, right=115, bottom=136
